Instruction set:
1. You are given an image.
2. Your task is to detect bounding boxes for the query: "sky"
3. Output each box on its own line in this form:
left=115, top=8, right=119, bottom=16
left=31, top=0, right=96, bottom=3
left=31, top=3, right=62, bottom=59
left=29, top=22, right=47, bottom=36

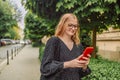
left=9, top=0, right=27, bottom=29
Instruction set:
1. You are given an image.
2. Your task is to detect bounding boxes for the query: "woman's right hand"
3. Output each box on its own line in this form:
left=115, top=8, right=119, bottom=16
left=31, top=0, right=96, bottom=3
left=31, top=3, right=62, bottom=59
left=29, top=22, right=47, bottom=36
left=64, top=54, right=88, bottom=68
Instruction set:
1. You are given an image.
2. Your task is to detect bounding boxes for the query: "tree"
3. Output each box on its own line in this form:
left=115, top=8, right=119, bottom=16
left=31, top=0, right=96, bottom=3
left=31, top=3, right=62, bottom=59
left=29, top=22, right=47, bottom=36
left=24, top=10, right=57, bottom=40
left=0, top=0, right=17, bottom=38
left=6, top=26, right=21, bottom=39
left=24, top=12, right=45, bottom=41
left=22, top=0, right=120, bottom=57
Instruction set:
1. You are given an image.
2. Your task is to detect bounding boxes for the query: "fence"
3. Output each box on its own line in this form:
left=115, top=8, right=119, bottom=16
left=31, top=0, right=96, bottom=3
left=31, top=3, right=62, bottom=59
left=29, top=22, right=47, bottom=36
left=0, top=44, right=25, bottom=70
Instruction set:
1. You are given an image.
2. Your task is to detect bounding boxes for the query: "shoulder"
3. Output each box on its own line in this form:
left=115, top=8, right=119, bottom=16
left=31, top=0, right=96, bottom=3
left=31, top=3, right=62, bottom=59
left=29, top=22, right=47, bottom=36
left=48, top=36, right=58, bottom=41
left=77, top=43, right=84, bottom=51
left=47, top=36, right=59, bottom=44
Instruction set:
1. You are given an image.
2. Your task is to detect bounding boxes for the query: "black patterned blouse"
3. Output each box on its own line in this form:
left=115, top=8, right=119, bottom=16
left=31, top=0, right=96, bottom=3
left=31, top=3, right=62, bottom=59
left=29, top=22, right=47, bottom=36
left=40, top=36, right=91, bottom=80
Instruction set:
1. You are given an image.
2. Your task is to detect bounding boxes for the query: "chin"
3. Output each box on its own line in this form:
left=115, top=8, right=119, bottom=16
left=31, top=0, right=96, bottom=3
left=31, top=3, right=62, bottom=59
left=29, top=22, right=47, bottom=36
left=66, top=31, right=75, bottom=36
left=69, top=33, right=75, bottom=36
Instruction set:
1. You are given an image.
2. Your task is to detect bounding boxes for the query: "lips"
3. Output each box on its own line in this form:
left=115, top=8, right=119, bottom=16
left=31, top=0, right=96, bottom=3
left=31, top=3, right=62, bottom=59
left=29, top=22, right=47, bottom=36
left=69, top=30, right=75, bottom=34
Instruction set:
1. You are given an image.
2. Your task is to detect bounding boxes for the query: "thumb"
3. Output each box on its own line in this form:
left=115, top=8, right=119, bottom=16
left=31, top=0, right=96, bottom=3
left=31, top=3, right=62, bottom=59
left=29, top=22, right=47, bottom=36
left=77, top=54, right=83, bottom=60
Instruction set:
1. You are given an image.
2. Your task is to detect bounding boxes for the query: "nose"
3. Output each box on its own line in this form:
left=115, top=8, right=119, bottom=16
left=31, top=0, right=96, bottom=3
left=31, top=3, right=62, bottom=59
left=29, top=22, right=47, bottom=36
left=71, top=25, right=77, bottom=29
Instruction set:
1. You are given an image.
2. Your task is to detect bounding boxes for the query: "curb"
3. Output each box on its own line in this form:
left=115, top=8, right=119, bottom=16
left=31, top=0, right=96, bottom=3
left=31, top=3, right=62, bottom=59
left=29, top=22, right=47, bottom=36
left=0, top=56, right=12, bottom=71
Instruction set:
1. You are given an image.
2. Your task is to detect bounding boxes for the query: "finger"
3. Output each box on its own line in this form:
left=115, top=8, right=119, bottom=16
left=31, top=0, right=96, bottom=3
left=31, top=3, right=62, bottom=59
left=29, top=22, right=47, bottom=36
left=87, top=54, right=91, bottom=58
left=76, top=63, right=85, bottom=68
left=82, top=57, right=89, bottom=61
left=77, top=65, right=84, bottom=68
left=77, top=60, right=87, bottom=64
left=77, top=54, right=83, bottom=60
left=84, top=62, right=89, bottom=66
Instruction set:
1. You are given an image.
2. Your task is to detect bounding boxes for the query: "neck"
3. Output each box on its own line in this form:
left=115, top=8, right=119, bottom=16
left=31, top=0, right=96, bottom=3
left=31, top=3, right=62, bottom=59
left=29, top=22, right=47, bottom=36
left=60, top=34, right=73, bottom=42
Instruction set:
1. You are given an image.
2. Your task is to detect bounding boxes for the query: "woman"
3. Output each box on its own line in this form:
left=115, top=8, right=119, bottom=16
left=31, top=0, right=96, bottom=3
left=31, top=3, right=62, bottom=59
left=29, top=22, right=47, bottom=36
left=40, top=13, right=91, bottom=80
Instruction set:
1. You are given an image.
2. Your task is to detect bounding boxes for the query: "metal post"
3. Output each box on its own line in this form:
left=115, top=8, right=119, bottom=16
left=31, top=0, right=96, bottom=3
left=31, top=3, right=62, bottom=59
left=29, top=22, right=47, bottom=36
left=15, top=47, right=16, bottom=56
left=7, top=50, right=9, bottom=65
left=17, top=46, right=19, bottom=54
left=11, top=49, right=13, bottom=60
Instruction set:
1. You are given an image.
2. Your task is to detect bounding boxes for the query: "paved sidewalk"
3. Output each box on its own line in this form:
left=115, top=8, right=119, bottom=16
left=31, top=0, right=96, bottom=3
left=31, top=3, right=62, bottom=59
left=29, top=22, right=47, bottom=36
left=0, top=45, right=40, bottom=80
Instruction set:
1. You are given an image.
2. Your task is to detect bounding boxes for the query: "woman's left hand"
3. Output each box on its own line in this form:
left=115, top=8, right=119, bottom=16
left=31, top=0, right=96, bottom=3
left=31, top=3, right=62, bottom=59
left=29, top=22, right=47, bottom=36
left=80, top=54, right=91, bottom=70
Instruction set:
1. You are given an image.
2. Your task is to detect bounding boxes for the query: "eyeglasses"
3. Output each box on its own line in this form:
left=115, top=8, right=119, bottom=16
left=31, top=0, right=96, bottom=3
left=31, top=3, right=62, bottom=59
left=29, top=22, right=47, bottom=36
left=68, top=23, right=78, bottom=29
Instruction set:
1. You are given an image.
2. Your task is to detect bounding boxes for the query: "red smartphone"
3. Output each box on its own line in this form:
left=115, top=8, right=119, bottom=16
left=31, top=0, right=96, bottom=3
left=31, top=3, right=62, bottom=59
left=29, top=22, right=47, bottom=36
left=79, top=47, right=94, bottom=60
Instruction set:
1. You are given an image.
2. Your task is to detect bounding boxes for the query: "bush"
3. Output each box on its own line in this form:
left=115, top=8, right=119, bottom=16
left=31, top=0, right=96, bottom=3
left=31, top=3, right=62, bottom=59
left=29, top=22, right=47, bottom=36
left=39, top=44, right=45, bottom=61
left=32, top=41, right=41, bottom=47
left=83, top=57, right=120, bottom=80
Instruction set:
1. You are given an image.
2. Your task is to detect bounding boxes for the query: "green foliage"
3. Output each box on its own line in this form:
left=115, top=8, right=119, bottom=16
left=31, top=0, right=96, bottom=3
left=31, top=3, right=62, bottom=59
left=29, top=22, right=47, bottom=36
left=0, top=0, right=17, bottom=38
left=23, top=0, right=120, bottom=53
left=56, top=0, right=120, bottom=30
left=7, top=27, right=21, bottom=39
left=83, top=57, right=120, bottom=80
left=23, top=0, right=120, bottom=34
left=24, top=11, right=56, bottom=46
left=24, top=12, right=43, bottom=41
left=39, top=43, right=45, bottom=61
left=22, top=0, right=59, bottom=19
left=81, top=32, right=92, bottom=48
left=32, top=41, right=41, bottom=47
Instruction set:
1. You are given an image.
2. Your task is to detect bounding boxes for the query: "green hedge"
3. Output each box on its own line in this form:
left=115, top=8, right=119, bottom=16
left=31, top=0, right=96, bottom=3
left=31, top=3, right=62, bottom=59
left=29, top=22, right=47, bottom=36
left=39, top=44, right=45, bottom=61
left=83, top=57, right=120, bottom=80
left=32, top=41, right=41, bottom=47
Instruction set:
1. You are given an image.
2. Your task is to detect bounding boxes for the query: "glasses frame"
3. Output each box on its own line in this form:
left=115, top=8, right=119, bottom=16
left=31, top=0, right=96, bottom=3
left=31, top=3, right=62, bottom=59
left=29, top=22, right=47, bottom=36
left=68, top=23, right=78, bottom=29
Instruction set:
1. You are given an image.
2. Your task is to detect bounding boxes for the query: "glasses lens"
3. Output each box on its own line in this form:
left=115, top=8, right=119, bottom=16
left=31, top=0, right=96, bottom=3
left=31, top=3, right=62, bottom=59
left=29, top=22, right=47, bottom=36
left=68, top=24, right=77, bottom=29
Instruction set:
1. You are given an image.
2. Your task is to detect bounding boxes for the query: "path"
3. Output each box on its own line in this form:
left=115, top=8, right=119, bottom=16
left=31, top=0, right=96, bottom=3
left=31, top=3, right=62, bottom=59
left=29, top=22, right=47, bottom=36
left=0, top=45, right=40, bottom=80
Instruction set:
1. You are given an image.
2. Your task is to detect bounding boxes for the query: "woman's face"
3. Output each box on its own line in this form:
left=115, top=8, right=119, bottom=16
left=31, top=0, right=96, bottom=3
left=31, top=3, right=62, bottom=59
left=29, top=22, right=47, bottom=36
left=63, top=18, right=78, bottom=37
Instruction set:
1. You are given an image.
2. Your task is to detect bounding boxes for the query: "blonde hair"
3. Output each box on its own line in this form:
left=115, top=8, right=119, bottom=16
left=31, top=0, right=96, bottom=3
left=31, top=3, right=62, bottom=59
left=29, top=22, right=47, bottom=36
left=55, top=13, right=80, bottom=45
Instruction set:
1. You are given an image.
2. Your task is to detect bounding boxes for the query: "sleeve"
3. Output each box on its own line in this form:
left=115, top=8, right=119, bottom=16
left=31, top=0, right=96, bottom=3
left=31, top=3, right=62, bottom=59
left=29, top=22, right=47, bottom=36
left=79, top=66, right=91, bottom=78
left=40, top=37, right=64, bottom=77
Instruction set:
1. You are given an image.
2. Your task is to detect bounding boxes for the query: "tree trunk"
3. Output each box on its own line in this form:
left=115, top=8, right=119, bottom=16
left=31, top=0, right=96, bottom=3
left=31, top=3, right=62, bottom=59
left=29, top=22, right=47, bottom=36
left=92, top=27, right=97, bottom=58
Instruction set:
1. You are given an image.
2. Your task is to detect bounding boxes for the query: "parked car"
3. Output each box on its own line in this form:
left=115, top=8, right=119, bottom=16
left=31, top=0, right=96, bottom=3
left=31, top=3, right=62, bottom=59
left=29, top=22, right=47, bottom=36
left=0, top=39, right=12, bottom=45
left=19, top=40, right=25, bottom=45
left=11, top=40, right=16, bottom=44
left=0, top=39, right=6, bottom=46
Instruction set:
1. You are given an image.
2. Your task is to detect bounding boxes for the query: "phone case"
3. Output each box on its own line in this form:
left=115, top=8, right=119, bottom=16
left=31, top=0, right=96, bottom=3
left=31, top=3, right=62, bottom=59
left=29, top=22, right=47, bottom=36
left=79, top=47, right=94, bottom=60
